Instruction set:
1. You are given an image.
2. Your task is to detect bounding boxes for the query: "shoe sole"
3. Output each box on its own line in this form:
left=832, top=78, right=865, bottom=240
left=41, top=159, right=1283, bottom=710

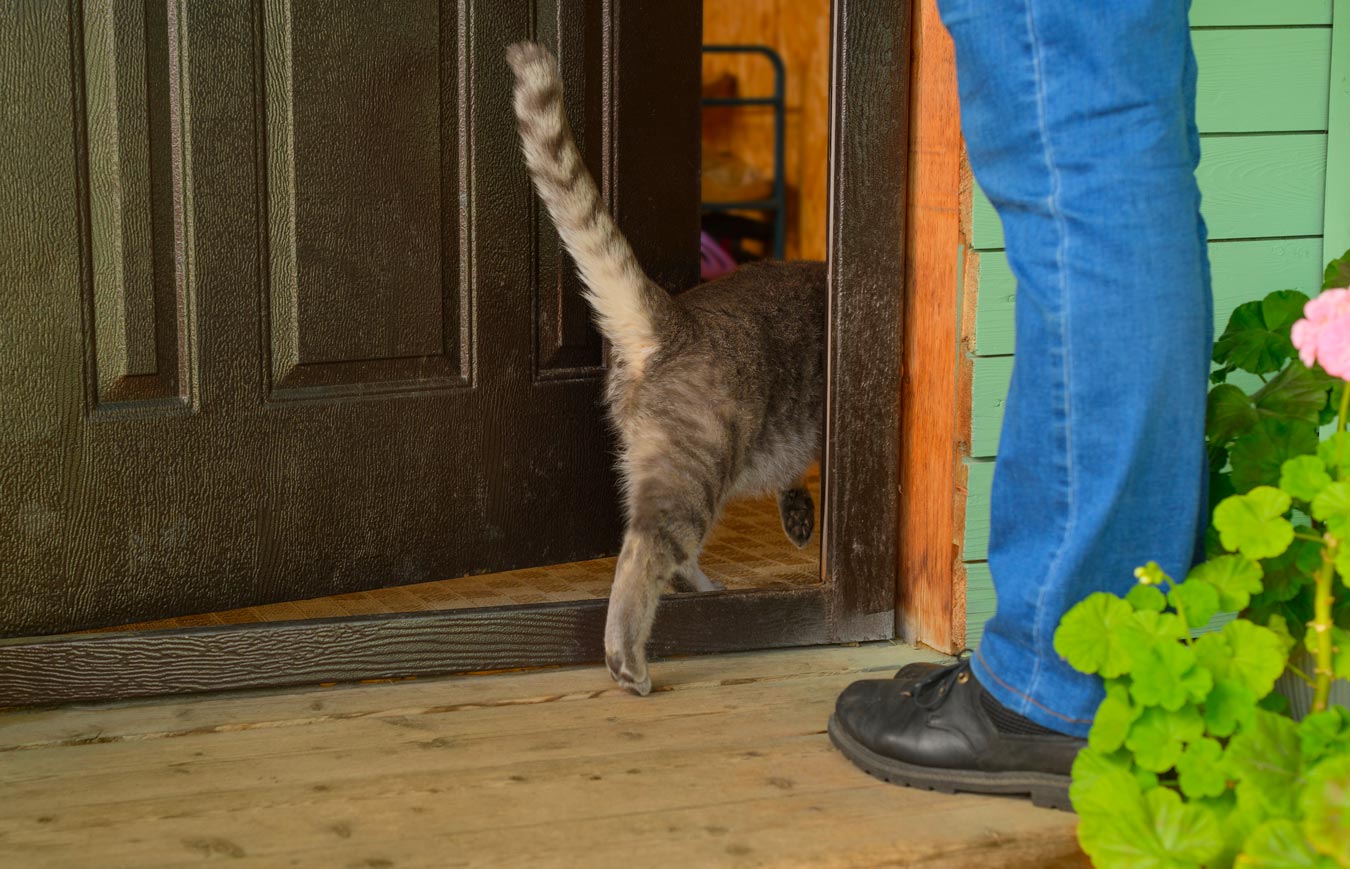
left=827, top=714, right=1074, bottom=812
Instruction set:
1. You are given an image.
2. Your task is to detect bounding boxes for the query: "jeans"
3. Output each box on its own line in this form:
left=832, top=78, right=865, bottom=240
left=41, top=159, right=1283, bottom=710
left=938, top=0, right=1214, bottom=736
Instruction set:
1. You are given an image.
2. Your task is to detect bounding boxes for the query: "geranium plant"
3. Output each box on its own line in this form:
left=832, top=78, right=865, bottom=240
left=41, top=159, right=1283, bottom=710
left=1055, top=252, right=1350, bottom=868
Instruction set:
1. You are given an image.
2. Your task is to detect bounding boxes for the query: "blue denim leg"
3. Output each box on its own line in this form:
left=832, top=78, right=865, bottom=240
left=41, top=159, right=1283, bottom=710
left=938, top=0, right=1213, bottom=736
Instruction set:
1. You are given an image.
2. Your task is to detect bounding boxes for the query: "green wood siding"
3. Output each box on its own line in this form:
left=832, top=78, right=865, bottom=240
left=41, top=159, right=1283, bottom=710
left=1190, top=0, right=1331, bottom=27
left=972, top=134, right=1329, bottom=250
left=961, top=6, right=1346, bottom=643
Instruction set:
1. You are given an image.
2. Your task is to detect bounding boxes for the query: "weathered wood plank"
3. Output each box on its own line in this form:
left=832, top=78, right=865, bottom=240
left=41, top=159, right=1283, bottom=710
left=0, top=644, right=1083, bottom=869
left=962, top=460, right=995, bottom=562
left=1325, top=0, right=1350, bottom=254
left=0, top=643, right=938, bottom=750
left=1193, top=29, right=1332, bottom=133
left=970, top=357, right=1014, bottom=459
left=972, top=237, right=1326, bottom=356
left=822, top=0, right=909, bottom=641
left=973, top=134, right=1329, bottom=250
left=1190, top=0, right=1332, bottom=26
left=964, top=562, right=996, bottom=649
left=899, top=0, right=963, bottom=652
left=968, top=238, right=1329, bottom=458
left=0, top=589, right=829, bottom=707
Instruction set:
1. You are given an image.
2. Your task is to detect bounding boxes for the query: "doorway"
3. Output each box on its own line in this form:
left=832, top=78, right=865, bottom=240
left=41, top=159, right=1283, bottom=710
left=0, top=0, right=909, bottom=706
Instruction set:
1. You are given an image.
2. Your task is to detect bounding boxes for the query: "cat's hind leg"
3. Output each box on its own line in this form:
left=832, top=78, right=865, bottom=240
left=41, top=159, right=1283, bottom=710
left=671, top=561, right=725, bottom=593
left=605, top=481, right=718, bottom=695
left=778, top=485, right=815, bottom=548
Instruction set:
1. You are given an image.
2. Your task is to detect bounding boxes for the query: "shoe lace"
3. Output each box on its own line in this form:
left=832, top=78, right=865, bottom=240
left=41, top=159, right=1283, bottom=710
left=908, top=652, right=974, bottom=712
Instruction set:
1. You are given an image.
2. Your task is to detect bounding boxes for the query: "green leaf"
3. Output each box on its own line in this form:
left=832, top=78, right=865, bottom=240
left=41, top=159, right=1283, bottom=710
left=1323, top=249, right=1350, bottom=291
left=1188, top=554, right=1265, bottom=613
left=1076, top=777, right=1224, bottom=869
left=1228, top=708, right=1303, bottom=818
left=1213, top=293, right=1305, bottom=375
left=1248, top=585, right=1316, bottom=646
left=1213, top=487, right=1295, bottom=561
left=1255, top=361, right=1340, bottom=426
left=1141, top=787, right=1226, bottom=867
left=1133, top=610, right=1191, bottom=646
left=1204, top=678, right=1257, bottom=739
left=1258, top=691, right=1291, bottom=715
left=1318, top=432, right=1350, bottom=481
left=1169, top=580, right=1221, bottom=631
left=1281, top=455, right=1333, bottom=502
left=1337, top=546, right=1350, bottom=587
left=1266, top=613, right=1299, bottom=655
left=1196, top=632, right=1236, bottom=680
left=1298, top=707, right=1350, bottom=765
left=1208, top=383, right=1259, bottom=446
left=1333, top=626, right=1350, bottom=679
left=1176, top=737, right=1228, bottom=799
left=1127, top=705, right=1205, bottom=772
left=1239, top=820, right=1334, bottom=868
left=1127, top=584, right=1167, bottom=613
left=1313, top=481, right=1350, bottom=538
left=1231, top=419, right=1319, bottom=493
left=1259, top=541, right=1318, bottom=605
left=1131, top=642, right=1212, bottom=710
left=1090, top=683, right=1140, bottom=754
left=1222, top=619, right=1289, bottom=698
left=1300, top=753, right=1350, bottom=864
left=1054, top=593, right=1141, bottom=678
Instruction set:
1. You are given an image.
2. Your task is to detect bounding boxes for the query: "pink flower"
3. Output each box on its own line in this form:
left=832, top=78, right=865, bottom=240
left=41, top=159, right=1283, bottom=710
left=1292, top=288, right=1350, bottom=379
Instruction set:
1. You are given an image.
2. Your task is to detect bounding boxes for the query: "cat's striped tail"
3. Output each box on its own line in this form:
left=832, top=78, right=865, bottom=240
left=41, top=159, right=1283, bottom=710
left=507, top=41, right=668, bottom=372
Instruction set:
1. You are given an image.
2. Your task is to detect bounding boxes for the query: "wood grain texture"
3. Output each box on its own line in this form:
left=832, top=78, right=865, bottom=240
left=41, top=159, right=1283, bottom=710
left=968, top=357, right=1013, bottom=459
left=0, top=644, right=1087, bottom=869
left=898, top=0, right=963, bottom=652
left=0, top=588, right=829, bottom=707
left=972, top=237, right=1327, bottom=357
left=1326, top=0, right=1350, bottom=254
left=822, top=0, right=909, bottom=642
left=82, top=0, right=188, bottom=408
left=1192, top=29, right=1332, bottom=134
left=972, top=134, right=1329, bottom=250
left=1190, top=0, right=1331, bottom=27
left=0, top=0, right=703, bottom=637
left=963, top=561, right=995, bottom=648
left=702, top=0, right=831, bottom=260
left=961, top=459, right=994, bottom=562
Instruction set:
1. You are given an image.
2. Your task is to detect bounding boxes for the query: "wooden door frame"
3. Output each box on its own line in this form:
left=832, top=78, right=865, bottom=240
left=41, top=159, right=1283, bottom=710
left=0, top=0, right=910, bottom=707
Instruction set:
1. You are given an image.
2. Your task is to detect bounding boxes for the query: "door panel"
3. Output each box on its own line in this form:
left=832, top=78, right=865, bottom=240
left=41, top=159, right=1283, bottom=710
left=0, top=0, right=699, bottom=637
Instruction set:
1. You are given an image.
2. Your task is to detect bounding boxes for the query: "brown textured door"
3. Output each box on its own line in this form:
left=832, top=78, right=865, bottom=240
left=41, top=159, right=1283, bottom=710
left=0, top=1, right=700, bottom=637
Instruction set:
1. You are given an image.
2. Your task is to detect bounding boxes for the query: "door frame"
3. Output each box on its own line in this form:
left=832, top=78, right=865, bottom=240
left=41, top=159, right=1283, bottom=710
left=0, top=0, right=910, bottom=706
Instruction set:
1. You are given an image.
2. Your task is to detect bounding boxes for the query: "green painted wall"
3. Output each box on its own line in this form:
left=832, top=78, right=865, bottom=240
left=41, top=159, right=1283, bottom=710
left=961, top=2, right=1349, bottom=643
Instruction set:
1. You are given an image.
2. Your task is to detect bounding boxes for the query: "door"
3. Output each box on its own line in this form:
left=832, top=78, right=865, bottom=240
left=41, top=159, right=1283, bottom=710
left=0, top=0, right=700, bottom=637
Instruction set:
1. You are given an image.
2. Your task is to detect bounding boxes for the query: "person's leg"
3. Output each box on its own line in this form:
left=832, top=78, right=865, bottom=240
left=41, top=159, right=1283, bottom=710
left=966, top=0, right=1211, bottom=737
left=829, top=0, right=1210, bottom=805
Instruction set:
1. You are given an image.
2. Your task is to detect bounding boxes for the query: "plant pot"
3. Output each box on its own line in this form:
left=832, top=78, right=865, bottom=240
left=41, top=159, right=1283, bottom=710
left=1275, top=648, right=1350, bottom=719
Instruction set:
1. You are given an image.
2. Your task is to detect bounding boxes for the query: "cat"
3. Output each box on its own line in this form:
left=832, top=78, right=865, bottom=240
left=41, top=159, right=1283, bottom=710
left=507, top=42, right=826, bottom=695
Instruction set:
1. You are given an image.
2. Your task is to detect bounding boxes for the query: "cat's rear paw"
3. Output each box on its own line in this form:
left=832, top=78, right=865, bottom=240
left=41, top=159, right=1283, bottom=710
left=778, top=487, right=815, bottom=548
left=606, top=649, right=652, bottom=696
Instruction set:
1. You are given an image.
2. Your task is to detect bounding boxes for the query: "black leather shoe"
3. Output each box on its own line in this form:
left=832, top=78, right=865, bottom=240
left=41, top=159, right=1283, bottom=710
left=828, top=661, right=1084, bottom=810
left=892, top=661, right=945, bottom=684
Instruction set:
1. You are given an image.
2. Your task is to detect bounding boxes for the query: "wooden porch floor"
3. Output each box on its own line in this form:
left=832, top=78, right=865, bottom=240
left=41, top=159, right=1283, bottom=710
left=0, top=644, right=1085, bottom=868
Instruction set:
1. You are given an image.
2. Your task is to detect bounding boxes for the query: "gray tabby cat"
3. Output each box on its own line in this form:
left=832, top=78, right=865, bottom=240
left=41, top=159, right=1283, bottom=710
left=507, top=42, right=826, bottom=695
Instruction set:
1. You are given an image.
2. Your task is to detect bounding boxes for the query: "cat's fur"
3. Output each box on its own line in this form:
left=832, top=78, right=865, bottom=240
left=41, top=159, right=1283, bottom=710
left=507, top=42, right=826, bottom=695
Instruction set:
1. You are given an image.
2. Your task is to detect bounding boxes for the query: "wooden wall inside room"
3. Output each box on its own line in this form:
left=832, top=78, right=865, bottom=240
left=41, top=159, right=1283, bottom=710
left=702, top=0, right=830, bottom=260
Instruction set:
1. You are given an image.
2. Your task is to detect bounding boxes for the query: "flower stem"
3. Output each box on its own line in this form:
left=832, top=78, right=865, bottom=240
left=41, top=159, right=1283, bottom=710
left=1322, top=387, right=1350, bottom=712
left=1313, top=541, right=1337, bottom=713
left=1285, top=661, right=1317, bottom=686
left=1338, top=385, right=1350, bottom=477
